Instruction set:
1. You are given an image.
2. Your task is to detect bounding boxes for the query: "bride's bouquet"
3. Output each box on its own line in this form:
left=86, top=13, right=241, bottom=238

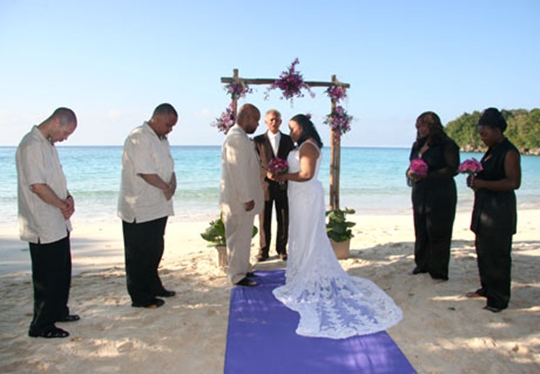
left=268, top=157, right=289, bottom=190
left=268, top=157, right=289, bottom=174
left=459, top=158, right=483, bottom=175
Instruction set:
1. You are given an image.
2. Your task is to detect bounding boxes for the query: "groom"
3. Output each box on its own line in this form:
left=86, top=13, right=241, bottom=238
left=220, top=104, right=264, bottom=287
left=253, top=109, right=295, bottom=261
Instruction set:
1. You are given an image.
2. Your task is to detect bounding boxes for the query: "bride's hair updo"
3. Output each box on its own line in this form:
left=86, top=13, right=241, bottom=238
left=291, top=114, right=323, bottom=149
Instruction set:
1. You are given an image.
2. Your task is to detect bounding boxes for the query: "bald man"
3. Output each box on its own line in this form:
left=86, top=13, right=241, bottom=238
left=118, top=103, right=178, bottom=308
left=16, top=107, right=79, bottom=339
left=219, top=104, right=264, bottom=287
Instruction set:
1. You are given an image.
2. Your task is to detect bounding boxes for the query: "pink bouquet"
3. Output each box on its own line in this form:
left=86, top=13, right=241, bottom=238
left=459, top=158, right=483, bottom=175
left=409, top=158, right=428, bottom=177
left=268, top=157, right=289, bottom=174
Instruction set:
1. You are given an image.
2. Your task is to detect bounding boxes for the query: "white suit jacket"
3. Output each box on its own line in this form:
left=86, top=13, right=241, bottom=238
left=219, top=124, right=264, bottom=215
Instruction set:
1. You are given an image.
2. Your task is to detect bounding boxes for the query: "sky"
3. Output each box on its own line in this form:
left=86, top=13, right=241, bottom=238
left=1, top=0, right=539, bottom=147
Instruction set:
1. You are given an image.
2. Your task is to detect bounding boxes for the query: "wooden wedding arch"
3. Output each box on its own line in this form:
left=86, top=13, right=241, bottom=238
left=220, top=68, right=351, bottom=211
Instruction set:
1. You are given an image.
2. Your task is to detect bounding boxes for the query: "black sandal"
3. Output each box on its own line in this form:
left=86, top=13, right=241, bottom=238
left=29, top=326, right=70, bottom=338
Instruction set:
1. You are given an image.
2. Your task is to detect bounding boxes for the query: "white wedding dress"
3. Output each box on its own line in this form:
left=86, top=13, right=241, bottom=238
left=272, top=141, right=403, bottom=339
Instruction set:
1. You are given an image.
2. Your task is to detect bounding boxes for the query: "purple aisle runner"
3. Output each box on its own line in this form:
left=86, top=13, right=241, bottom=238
left=225, top=269, right=416, bottom=374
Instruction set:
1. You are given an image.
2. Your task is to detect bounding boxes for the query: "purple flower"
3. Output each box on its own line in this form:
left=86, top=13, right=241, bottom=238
left=324, top=105, right=353, bottom=141
left=268, top=157, right=289, bottom=174
left=224, top=81, right=252, bottom=100
left=266, top=58, right=315, bottom=103
left=326, top=84, right=347, bottom=102
left=212, top=104, right=236, bottom=134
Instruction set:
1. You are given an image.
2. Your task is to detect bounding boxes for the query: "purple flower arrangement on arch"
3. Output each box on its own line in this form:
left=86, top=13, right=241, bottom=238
left=326, top=84, right=347, bottom=102
left=213, top=60, right=354, bottom=141
left=324, top=105, right=353, bottom=141
left=213, top=104, right=236, bottom=134
left=266, top=58, right=315, bottom=102
left=224, top=80, right=252, bottom=101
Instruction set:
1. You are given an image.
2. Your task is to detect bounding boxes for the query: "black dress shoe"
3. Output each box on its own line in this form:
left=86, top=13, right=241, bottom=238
left=29, top=325, right=70, bottom=339
left=430, top=274, right=449, bottom=282
left=132, top=298, right=165, bottom=308
left=57, top=314, right=80, bottom=322
left=483, top=305, right=503, bottom=313
left=279, top=253, right=288, bottom=261
left=156, top=289, right=176, bottom=297
left=411, top=267, right=427, bottom=275
left=235, top=277, right=257, bottom=287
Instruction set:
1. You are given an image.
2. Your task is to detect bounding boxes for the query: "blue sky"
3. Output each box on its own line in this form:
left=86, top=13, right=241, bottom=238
left=1, top=0, right=539, bottom=147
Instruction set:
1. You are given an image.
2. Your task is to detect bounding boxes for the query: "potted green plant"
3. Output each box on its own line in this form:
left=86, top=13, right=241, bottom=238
left=200, top=214, right=227, bottom=247
left=201, top=213, right=258, bottom=268
left=326, top=208, right=356, bottom=259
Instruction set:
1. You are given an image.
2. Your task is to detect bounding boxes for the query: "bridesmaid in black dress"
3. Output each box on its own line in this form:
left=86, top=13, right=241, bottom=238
left=466, top=108, right=521, bottom=313
left=407, top=111, right=460, bottom=281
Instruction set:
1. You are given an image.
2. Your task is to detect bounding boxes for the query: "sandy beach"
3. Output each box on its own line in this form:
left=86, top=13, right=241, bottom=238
left=0, top=210, right=539, bottom=373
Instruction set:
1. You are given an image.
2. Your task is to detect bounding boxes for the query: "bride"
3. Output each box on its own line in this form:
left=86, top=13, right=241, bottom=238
left=271, top=114, right=402, bottom=339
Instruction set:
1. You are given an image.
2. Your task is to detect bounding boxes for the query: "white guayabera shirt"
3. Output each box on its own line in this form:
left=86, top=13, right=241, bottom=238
left=118, top=122, right=175, bottom=223
left=16, top=126, right=72, bottom=244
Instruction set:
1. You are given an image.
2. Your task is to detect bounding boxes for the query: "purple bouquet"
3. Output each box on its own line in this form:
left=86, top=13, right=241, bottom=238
left=268, top=157, right=289, bottom=174
left=409, top=158, right=428, bottom=177
left=459, top=158, right=483, bottom=175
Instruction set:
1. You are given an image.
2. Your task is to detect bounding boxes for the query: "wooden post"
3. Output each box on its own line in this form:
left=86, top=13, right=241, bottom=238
left=329, top=75, right=340, bottom=211
left=232, top=69, right=239, bottom=117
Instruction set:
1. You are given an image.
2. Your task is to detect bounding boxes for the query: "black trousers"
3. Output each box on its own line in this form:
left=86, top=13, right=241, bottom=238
left=123, top=217, right=168, bottom=304
left=259, top=183, right=289, bottom=255
left=29, top=236, right=71, bottom=332
left=412, top=182, right=457, bottom=280
left=475, top=233, right=512, bottom=310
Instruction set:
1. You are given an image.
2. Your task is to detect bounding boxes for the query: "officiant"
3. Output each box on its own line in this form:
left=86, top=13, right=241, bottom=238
left=254, top=109, right=295, bottom=261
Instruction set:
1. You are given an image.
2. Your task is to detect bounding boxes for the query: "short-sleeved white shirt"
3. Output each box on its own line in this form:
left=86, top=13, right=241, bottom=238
left=16, top=126, right=72, bottom=244
left=117, top=122, right=175, bottom=223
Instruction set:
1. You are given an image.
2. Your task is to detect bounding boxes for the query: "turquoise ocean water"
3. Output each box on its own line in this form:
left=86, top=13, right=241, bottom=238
left=1, top=146, right=539, bottom=226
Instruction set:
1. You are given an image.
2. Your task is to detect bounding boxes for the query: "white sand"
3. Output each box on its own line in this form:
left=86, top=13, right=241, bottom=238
left=0, top=210, right=539, bottom=373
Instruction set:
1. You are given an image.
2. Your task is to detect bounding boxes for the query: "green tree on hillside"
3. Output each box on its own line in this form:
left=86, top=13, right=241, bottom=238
left=445, top=108, right=540, bottom=154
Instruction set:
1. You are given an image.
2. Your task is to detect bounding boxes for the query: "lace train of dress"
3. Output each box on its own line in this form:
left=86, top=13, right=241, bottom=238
left=272, top=142, right=402, bottom=339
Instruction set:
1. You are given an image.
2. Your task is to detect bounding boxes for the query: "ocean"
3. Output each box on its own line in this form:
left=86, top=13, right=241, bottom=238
left=1, top=146, right=539, bottom=226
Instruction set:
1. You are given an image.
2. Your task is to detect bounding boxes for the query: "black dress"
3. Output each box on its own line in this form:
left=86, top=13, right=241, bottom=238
left=471, top=138, right=519, bottom=310
left=409, top=135, right=460, bottom=280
